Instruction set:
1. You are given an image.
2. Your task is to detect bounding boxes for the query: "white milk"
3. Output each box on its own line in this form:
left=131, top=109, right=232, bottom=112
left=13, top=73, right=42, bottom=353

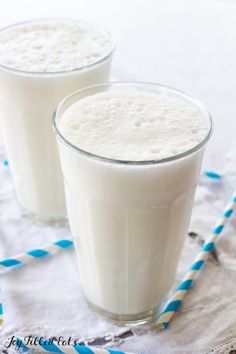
left=0, top=19, right=114, bottom=223
left=55, top=83, right=212, bottom=323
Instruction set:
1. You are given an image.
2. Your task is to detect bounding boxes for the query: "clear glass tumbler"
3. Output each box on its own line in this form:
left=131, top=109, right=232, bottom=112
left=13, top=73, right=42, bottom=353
left=0, top=19, right=114, bottom=225
left=53, top=82, right=212, bottom=324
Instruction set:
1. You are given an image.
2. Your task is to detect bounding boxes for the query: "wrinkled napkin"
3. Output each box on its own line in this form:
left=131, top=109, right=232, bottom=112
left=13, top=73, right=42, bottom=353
left=1, top=145, right=236, bottom=354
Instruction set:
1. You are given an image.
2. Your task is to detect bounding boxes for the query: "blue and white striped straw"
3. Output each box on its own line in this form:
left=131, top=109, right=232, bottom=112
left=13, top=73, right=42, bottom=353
left=0, top=239, right=73, bottom=272
left=156, top=189, right=236, bottom=329
left=0, top=287, right=3, bottom=326
left=2, top=159, right=8, bottom=167
left=204, top=170, right=222, bottom=180
left=15, top=337, right=134, bottom=354
left=0, top=239, right=73, bottom=326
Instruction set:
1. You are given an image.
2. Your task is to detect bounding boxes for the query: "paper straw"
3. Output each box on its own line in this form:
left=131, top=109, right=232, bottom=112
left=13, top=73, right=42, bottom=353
left=3, top=159, right=8, bottom=167
left=15, top=337, right=134, bottom=354
left=204, top=170, right=222, bottom=179
left=0, top=239, right=74, bottom=272
left=0, top=287, right=3, bottom=326
left=156, top=190, right=236, bottom=330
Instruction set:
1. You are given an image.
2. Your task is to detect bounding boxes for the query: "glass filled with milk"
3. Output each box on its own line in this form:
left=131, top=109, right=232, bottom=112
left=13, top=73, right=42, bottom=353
left=54, top=82, right=212, bottom=324
left=0, top=19, right=114, bottom=224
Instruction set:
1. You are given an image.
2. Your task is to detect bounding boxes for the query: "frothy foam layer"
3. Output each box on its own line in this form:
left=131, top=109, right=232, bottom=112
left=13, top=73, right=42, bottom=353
left=0, top=20, right=112, bottom=72
left=59, top=91, right=209, bottom=161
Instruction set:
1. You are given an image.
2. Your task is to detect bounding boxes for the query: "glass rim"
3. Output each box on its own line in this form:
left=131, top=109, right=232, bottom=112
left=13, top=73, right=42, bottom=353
left=53, top=81, right=213, bottom=166
left=0, top=18, right=115, bottom=77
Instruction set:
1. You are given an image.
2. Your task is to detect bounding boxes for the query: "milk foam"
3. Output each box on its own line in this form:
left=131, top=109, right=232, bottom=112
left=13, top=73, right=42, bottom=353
left=59, top=91, right=208, bottom=161
left=0, top=20, right=112, bottom=72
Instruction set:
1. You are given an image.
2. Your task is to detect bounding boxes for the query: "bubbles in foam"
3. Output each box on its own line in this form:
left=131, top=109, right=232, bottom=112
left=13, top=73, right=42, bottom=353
left=59, top=91, right=209, bottom=161
left=0, top=20, right=112, bottom=72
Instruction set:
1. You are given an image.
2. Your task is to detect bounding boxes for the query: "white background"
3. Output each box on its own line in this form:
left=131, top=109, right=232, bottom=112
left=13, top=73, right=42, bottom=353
left=1, top=0, right=236, bottom=167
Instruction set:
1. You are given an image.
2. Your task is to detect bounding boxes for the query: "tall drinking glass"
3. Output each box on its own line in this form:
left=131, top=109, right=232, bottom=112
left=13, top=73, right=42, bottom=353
left=53, top=82, right=212, bottom=324
left=0, top=19, right=114, bottom=224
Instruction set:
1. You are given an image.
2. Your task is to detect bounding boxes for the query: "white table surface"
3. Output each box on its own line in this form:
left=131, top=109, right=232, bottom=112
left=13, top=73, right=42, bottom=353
left=1, top=0, right=236, bottom=167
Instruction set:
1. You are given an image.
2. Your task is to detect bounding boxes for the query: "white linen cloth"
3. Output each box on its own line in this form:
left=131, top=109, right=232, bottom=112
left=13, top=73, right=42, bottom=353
left=0, top=146, right=236, bottom=354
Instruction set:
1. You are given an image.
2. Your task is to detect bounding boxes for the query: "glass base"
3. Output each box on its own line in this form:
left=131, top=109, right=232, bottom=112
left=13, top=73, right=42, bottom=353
left=26, top=212, right=68, bottom=227
left=16, top=196, right=68, bottom=227
left=87, top=300, right=161, bottom=326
